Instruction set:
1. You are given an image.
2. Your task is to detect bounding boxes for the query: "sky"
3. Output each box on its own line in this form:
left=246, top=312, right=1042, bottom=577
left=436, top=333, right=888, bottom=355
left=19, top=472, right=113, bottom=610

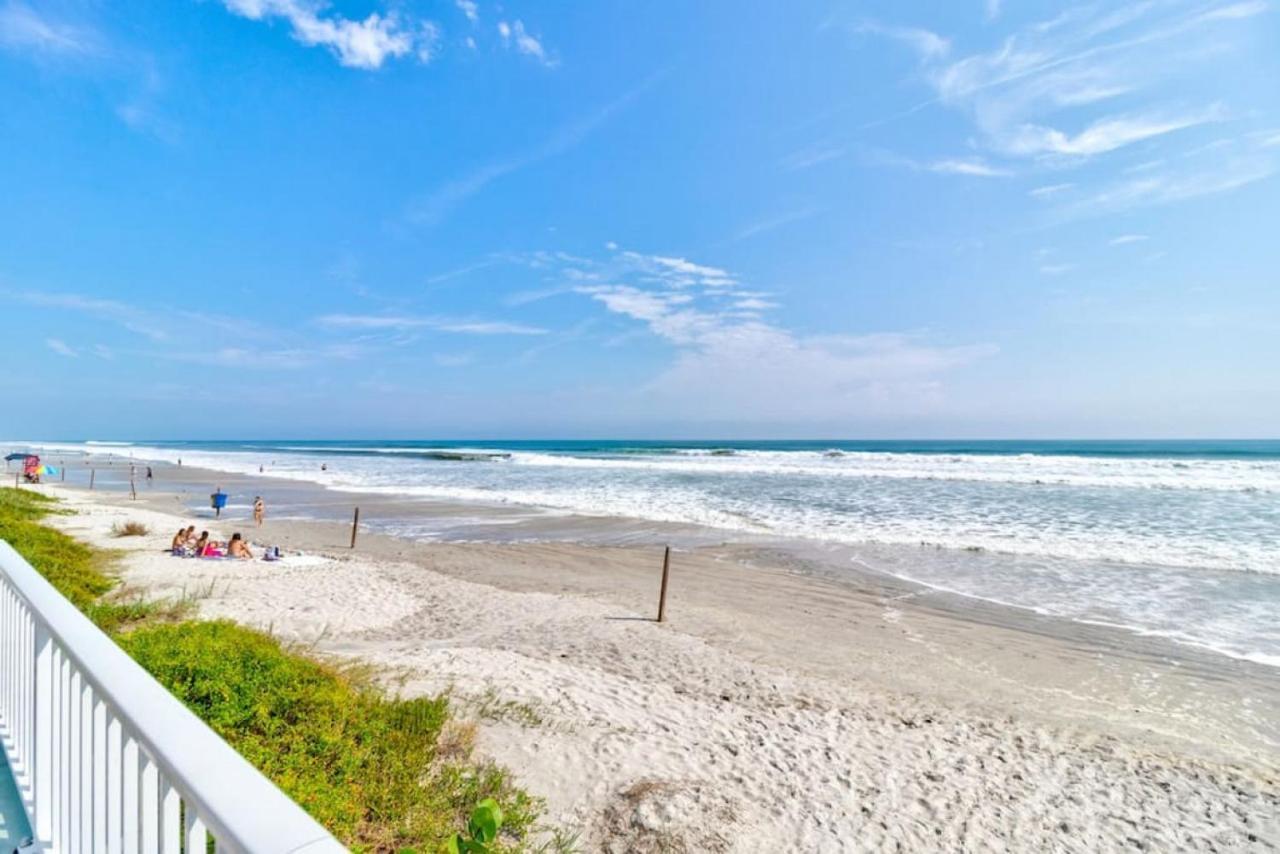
left=1, top=0, right=1278, bottom=439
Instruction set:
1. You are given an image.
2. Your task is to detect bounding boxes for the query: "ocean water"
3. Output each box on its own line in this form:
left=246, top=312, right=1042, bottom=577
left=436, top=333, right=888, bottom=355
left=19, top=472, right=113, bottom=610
left=18, top=438, right=1280, bottom=667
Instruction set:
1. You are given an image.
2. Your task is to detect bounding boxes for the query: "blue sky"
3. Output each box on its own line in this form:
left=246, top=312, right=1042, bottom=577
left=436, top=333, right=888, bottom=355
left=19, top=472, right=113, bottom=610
left=1, top=0, right=1277, bottom=439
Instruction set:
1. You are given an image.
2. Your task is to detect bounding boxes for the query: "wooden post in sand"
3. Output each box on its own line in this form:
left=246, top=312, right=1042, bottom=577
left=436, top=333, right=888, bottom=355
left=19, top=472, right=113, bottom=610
left=13, top=472, right=19, bottom=489
left=350, top=507, right=360, bottom=549
left=657, top=546, right=672, bottom=623
left=61, top=465, right=66, bottom=482
left=89, top=469, right=95, bottom=490
left=130, top=477, right=137, bottom=500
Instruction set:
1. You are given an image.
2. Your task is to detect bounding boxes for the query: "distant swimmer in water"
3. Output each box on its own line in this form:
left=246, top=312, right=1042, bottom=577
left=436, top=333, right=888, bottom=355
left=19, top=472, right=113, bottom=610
left=321, top=463, right=327, bottom=471
left=259, top=464, right=264, bottom=473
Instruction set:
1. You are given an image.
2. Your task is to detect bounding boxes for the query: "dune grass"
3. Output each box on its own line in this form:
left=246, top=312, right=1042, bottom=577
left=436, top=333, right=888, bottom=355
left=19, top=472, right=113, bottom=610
left=0, top=488, right=540, bottom=852
left=111, top=520, right=150, bottom=537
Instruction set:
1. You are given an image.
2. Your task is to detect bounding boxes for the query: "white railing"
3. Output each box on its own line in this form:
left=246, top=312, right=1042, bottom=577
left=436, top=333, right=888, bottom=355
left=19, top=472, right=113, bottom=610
left=0, top=541, right=348, bottom=853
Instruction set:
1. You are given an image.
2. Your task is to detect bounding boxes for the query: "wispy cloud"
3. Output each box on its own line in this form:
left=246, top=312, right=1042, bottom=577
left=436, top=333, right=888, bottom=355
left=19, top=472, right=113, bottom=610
left=219, top=0, right=437, bottom=69
left=928, top=157, right=1011, bottom=177
left=1109, top=233, right=1149, bottom=245
left=908, top=2, right=1269, bottom=170
left=3, top=290, right=168, bottom=340
left=314, top=314, right=547, bottom=335
left=1039, top=263, right=1074, bottom=276
left=163, top=345, right=361, bottom=370
left=0, top=2, right=95, bottom=56
left=497, top=19, right=552, bottom=65
left=1004, top=106, right=1227, bottom=158
left=779, top=142, right=846, bottom=171
left=519, top=246, right=994, bottom=420
left=733, top=207, right=823, bottom=241
left=407, top=73, right=660, bottom=225
left=854, top=21, right=950, bottom=60
left=872, top=150, right=1012, bottom=177
left=455, top=0, right=478, bottom=24
left=1029, top=182, right=1074, bottom=198
left=434, top=351, right=475, bottom=367
left=1070, top=156, right=1275, bottom=215
left=45, top=338, right=77, bottom=358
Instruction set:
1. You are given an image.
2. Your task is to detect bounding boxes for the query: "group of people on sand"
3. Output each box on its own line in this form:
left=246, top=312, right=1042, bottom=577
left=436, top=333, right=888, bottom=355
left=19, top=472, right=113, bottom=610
left=166, top=490, right=270, bottom=559
left=171, top=525, right=254, bottom=559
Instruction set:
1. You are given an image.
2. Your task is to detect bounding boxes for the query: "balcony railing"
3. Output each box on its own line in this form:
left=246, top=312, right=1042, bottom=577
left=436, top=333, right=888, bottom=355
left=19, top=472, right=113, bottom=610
left=0, top=540, right=347, bottom=853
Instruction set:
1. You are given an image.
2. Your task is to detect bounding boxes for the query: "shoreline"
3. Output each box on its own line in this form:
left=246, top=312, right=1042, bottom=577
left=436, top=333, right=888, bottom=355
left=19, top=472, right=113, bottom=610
left=27, top=453, right=1280, bottom=670
left=23, top=480, right=1280, bottom=851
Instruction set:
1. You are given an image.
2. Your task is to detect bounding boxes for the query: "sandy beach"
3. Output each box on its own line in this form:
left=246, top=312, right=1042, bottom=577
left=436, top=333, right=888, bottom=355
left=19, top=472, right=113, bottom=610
left=27, top=478, right=1280, bottom=852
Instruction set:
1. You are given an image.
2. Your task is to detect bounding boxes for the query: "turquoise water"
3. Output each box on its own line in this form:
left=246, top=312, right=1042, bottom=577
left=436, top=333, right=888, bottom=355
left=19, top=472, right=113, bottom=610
left=20, top=438, right=1280, bottom=667
left=0, top=749, right=31, bottom=849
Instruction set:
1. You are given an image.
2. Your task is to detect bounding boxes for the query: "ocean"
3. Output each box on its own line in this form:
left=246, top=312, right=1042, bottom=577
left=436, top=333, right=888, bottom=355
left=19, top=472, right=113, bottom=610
left=17, top=438, right=1280, bottom=667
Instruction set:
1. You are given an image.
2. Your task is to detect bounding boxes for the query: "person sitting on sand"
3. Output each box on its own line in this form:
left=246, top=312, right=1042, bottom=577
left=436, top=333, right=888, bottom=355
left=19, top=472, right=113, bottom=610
left=227, top=532, right=253, bottom=560
left=192, top=531, right=210, bottom=555
left=171, top=528, right=188, bottom=551
left=182, top=525, right=197, bottom=546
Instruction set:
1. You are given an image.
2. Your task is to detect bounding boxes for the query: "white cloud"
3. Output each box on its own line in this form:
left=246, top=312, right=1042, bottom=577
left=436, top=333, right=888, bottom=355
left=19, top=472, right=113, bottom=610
left=220, top=0, right=436, bottom=69
left=1004, top=108, right=1226, bottom=158
left=1029, top=182, right=1074, bottom=197
left=920, top=3, right=1260, bottom=168
left=314, top=314, right=547, bottom=335
left=1072, top=158, right=1276, bottom=214
left=856, top=21, right=950, bottom=60
left=165, top=345, right=359, bottom=370
left=497, top=19, right=551, bottom=64
left=779, top=143, right=846, bottom=171
left=0, top=2, right=93, bottom=56
left=45, top=338, right=77, bottom=358
left=4, top=290, right=168, bottom=340
left=928, top=157, right=1011, bottom=176
left=407, top=74, right=658, bottom=225
left=1109, top=234, right=1149, bottom=245
left=985, top=0, right=1002, bottom=21
left=1193, top=1, right=1269, bottom=23
left=734, top=207, right=822, bottom=241
left=1039, top=263, right=1074, bottom=275
left=545, top=247, right=995, bottom=421
left=456, top=0, right=478, bottom=24
left=434, top=352, right=474, bottom=367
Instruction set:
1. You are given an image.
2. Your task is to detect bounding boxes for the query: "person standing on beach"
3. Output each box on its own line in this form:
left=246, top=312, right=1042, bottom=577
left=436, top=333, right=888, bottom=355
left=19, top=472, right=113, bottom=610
left=146, top=466, right=153, bottom=484
left=253, top=496, right=265, bottom=527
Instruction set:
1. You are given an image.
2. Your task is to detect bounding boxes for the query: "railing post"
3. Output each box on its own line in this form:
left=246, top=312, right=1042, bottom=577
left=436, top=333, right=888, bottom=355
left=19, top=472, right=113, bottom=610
left=33, top=623, right=54, bottom=843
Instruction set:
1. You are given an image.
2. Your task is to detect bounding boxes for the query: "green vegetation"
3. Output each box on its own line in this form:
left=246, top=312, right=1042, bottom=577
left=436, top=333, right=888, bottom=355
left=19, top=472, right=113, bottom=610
left=0, top=488, right=542, bottom=852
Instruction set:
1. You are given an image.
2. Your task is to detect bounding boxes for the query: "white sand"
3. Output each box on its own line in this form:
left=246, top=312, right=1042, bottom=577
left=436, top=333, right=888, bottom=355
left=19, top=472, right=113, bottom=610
left=37, top=486, right=1280, bottom=852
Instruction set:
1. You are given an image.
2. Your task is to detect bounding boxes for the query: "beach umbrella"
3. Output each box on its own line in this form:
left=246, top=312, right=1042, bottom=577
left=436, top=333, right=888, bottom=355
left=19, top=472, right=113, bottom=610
left=4, top=453, right=35, bottom=461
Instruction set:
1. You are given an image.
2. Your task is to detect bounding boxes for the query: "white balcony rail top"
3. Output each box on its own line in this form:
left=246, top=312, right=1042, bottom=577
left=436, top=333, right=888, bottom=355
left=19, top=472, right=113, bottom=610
left=0, top=539, right=347, bottom=853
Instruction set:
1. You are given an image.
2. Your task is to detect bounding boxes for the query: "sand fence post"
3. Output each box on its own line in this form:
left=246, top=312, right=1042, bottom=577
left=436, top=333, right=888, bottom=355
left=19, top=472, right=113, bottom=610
left=350, top=507, right=360, bottom=549
left=130, top=477, right=137, bottom=500
left=657, top=545, right=672, bottom=623
left=89, top=469, right=95, bottom=490
left=13, top=472, right=18, bottom=489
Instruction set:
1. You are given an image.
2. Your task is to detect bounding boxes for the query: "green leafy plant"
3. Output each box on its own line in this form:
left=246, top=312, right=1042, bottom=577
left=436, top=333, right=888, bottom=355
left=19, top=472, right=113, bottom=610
left=448, top=799, right=505, bottom=853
